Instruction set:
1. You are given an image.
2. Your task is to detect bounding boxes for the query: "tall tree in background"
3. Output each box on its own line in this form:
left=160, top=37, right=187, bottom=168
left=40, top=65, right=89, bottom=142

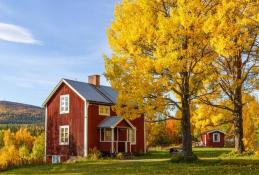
left=105, top=0, right=216, bottom=157
left=200, top=0, right=258, bottom=153
left=193, top=94, right=259, bottom=152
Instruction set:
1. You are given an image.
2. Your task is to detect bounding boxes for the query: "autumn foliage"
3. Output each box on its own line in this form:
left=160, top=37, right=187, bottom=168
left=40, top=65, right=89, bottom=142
left=105, top=0, right=258, bottom=156
left=0, top=128, right=44, bottom=170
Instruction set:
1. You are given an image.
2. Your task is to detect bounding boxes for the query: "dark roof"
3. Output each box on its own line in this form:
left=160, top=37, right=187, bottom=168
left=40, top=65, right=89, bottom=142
left=96, top=86, right=117, bottom=103
left=64, top=79, right=117, bottom=104
left=97, top=116, right=123, bottom=128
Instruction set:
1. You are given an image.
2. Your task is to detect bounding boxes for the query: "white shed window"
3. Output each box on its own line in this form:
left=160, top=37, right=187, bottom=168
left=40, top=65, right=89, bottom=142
left=213, top=133, right=220, bottom=142
left=60, top=95, right=69, bottom=114
left=60, top=125, right=69, bottom=145
left=129, top=128, right=136, bottom=145
left=99, top=105, right=110, bottom=116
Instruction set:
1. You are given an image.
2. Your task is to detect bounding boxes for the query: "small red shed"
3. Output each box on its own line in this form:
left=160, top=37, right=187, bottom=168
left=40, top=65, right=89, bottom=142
left=201, top=130, right=225, bottom=147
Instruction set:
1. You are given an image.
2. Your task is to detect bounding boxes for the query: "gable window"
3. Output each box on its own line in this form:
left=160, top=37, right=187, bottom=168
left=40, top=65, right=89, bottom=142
left=60, top=125, right=69, bottom=145
left=99, top=105, right=110, bottom=116
left=213, top=133, right=220, bottom=142
left=129, top=128, right=136, bottom=145
left=60, top=95, right=69, bottom=114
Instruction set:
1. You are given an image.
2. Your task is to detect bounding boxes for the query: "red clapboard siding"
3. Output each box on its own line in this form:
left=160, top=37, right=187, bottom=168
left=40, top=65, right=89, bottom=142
left=87, top=104, right=113, bottom=151
left=46, top=83, right=85, bottom=159
left=131, top=116, right=145, bottom=153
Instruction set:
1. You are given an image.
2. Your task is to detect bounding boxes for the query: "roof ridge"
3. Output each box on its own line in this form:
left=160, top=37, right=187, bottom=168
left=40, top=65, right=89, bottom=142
left=63, top=78, right=112, bottom=88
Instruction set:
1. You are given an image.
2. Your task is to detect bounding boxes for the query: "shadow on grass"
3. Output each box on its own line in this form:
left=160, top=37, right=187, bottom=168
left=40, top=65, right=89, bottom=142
left=135, top=150, right=171, bottom=159
left=193, top=148, right=232, bottom=158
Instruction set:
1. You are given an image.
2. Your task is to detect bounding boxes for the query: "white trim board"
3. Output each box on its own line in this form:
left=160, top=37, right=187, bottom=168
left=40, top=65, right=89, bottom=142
left=206, top=130, right=225, bottom=134
left=84, top=102, right=89, bottom=157
left=111, top=118, right=136, bottom=129
left=44, top=107, right=48, bottom=162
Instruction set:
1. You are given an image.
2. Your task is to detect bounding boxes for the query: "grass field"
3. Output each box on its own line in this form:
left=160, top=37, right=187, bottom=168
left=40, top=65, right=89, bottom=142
left=1, top=148, right=259, bottom=175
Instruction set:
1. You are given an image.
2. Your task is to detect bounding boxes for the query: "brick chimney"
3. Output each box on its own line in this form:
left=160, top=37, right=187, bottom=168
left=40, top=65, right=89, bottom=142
left=88, top=75, right=100, bottom=86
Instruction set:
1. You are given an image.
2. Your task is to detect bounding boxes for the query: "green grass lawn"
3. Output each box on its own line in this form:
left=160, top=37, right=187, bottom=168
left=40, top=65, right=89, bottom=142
left=1, top=148, right=259, bottom=175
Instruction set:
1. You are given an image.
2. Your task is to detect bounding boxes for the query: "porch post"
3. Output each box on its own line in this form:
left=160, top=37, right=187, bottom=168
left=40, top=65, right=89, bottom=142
left=99, top=128, right=101, bottom=142
left=204, top=133, right=207, bottom=146
left=125, top=128, right=128, bottom=153
left=111, top=128, right=114, bottom=153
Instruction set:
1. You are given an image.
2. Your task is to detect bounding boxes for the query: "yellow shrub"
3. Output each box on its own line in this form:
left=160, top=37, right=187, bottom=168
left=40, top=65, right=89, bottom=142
left=0, top=145, right=19, bottom=169
left=15, top=128, right=35, bottom=150
left=0, top=129, right=44, bottom=170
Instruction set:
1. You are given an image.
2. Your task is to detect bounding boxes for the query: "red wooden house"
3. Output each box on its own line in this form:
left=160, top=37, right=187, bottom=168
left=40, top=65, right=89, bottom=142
left=201, top=130, right=225, bottom=147
left=43, top=75, right=146, bottom=163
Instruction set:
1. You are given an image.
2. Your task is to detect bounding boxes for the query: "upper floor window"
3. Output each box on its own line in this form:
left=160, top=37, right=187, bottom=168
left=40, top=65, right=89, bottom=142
left=59, top=125, right=69, bottom=145
left=99, top=105, right=110, bottom=116
left=60, top=94, right=69, bottom=114
left=213, top=133, right=220, bottom=142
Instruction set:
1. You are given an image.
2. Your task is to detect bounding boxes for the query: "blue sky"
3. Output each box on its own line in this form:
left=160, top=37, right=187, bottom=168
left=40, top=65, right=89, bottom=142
left=0, top=0, right=119, bottom=106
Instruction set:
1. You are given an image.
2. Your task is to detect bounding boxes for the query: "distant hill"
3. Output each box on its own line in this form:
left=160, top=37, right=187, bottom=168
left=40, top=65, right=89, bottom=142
left=0, top=101, right=44, bottom=124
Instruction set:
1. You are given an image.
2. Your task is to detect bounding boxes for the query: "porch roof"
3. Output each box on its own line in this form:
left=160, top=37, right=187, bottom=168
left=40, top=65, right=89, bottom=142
left=97, top=116, right=135, bottom=129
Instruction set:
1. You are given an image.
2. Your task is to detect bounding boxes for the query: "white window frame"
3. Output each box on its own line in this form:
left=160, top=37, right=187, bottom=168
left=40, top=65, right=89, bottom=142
left=52, top=155, right=61, bottom=164
left=99, top=105, right=110, bottom=116
left=60, top=94, right=70, bottom=114
left=129, top=128, right=136, bottom=145
left=59, top=125, right=69, bottom=145
left=213, top=133, right=220, bottom=142
left=103, top=128, right=112, bottom=142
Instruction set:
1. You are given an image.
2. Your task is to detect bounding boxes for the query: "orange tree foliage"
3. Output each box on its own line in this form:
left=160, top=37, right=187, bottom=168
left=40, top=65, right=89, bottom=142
left=146, top=120, right=181, bottom=148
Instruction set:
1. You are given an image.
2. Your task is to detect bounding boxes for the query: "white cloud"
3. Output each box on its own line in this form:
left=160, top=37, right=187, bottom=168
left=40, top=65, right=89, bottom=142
left=0, top=22, right=41, bottom=44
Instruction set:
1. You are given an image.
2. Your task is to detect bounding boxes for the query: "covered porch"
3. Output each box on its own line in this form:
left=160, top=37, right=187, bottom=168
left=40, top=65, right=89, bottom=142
left=98, top=116, right=136, bottom=154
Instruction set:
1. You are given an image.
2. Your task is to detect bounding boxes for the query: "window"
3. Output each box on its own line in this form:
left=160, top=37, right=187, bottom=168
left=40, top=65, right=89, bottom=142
left=213, top=133, right=220, bottom=142
left=99, top=105, right=110, bottom=116
left=52, top=155, right=61, bottom=164
left=129, top=128, right=136, bottom=145
left=60, top=95, right=69, bottom=114
left=103, top=129, right=112, bottom=141
left=60, top=125, right=69, bottom=145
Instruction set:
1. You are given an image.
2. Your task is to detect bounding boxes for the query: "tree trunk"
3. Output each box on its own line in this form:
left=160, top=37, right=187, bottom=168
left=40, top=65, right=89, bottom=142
left=233, top=56, right=244, bottom=154
left=181, top=72, right=192, bottom=157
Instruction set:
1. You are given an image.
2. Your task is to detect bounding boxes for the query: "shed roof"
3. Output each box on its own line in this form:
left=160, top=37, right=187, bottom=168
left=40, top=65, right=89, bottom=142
left=201, top=129, right=225, bottom=134
left=97, top=116, right=134, bottom=129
